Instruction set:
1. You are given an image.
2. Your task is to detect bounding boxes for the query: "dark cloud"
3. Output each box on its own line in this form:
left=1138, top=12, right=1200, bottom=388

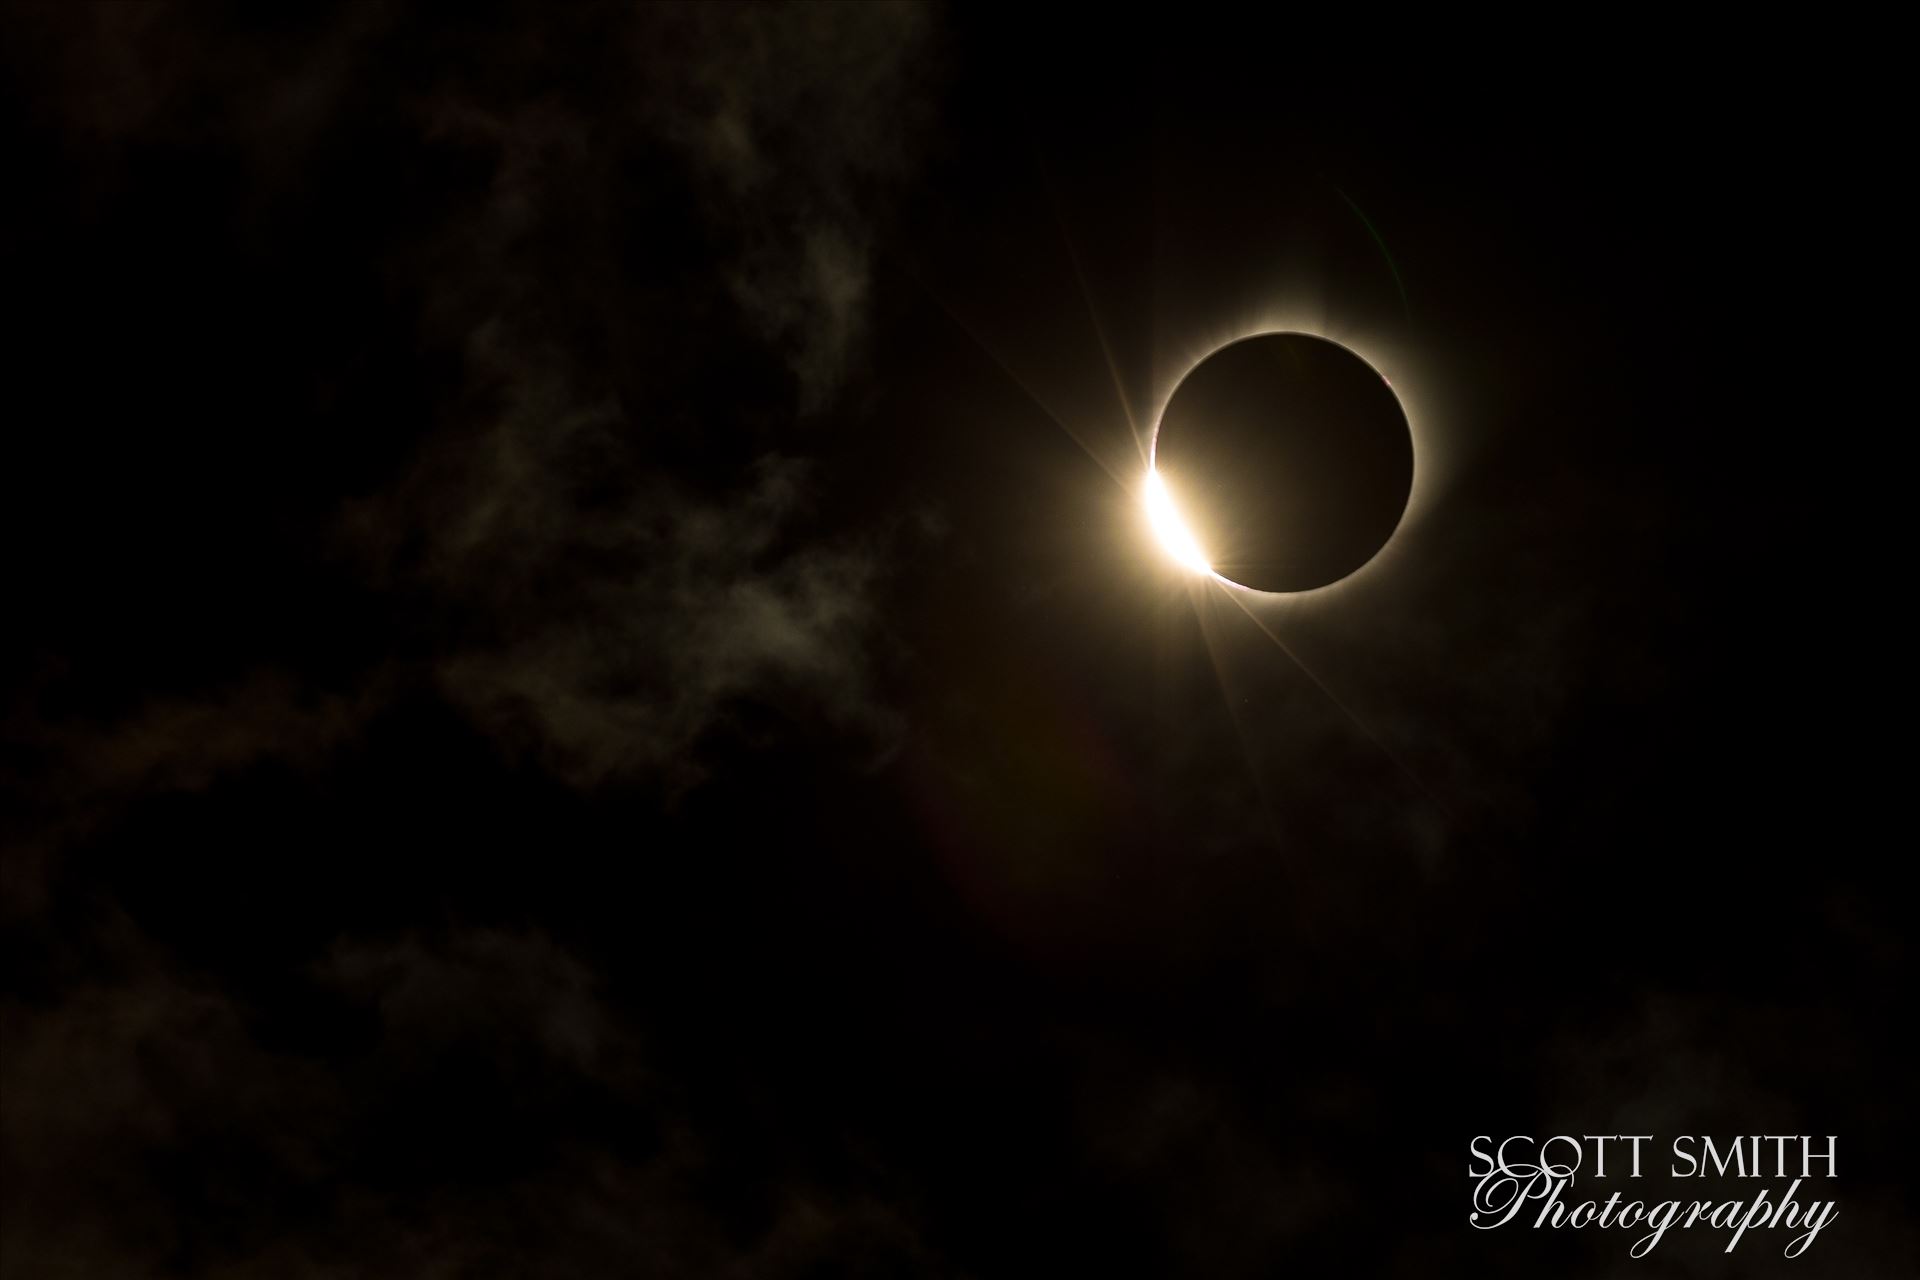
left=345, top=0, right=933, bottom=787
left=3, top=928, right=947, bottom=1277
left=347, top=330, right=899, bottom=790
left=6, top=0, right=934, bottom=824
left=1524, top=992, right=1919, bottom=1278
left=6, top=6, right=942, bottom=1273
left=647, top=1, right=937, bottom=407
left=1073, top=1049, right=1347, bottom=1279
left=2, top=675, right=379, bottom=915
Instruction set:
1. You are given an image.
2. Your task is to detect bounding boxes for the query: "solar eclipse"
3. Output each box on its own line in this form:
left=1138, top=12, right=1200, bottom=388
left=1148, top=332, right=1414, bottom=593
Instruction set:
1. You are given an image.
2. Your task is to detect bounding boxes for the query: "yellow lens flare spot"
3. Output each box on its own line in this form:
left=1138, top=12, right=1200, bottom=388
left=1144, top=469, right=1212, bottom=576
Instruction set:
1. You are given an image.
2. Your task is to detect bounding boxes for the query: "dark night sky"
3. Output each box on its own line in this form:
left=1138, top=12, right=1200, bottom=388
left=3, top=5, right=1912, bottom=1277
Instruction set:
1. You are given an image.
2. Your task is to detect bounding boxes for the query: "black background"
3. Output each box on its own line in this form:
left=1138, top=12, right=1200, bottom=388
left=4, top=5, right=1911, bottom=1277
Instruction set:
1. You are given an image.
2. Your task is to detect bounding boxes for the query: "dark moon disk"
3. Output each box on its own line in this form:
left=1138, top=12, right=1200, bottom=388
left=1153, top=333, right=1413, bottom=592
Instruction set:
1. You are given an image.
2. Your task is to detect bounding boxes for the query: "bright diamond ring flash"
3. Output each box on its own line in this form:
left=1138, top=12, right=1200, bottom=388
left=1144, top=469, right=1212, bottom=576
